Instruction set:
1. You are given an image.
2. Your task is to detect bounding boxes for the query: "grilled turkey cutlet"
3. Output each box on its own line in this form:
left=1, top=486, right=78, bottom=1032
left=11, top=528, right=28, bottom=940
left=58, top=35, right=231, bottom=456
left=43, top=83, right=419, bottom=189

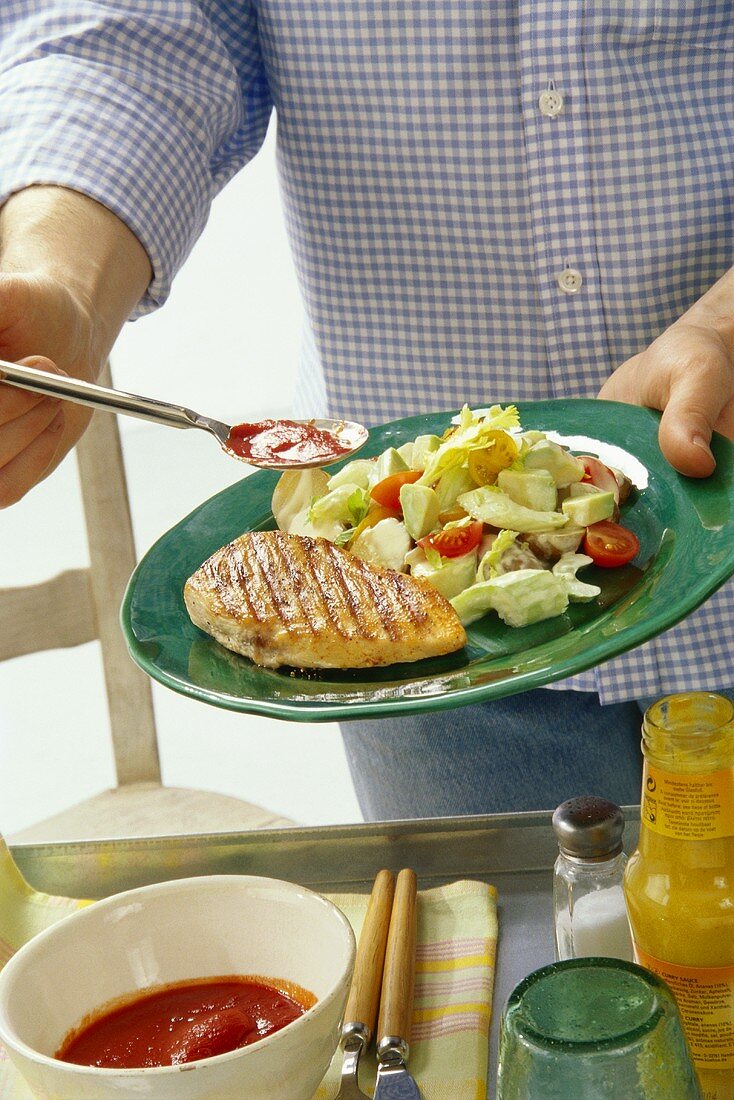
left=184, top=530, right=467, bottom=669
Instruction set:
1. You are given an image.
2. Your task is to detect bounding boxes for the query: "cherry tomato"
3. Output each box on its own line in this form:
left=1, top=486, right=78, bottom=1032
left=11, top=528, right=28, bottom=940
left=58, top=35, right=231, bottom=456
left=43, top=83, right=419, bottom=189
left=578, top=455, right=620, bottom=504
left=583, top=520, right=640, bottom=568
left=370, top=470, right=422, bottom=511
left=418, top=520, right=484, bottom=559
left=468, top=432, right=519, bottom=485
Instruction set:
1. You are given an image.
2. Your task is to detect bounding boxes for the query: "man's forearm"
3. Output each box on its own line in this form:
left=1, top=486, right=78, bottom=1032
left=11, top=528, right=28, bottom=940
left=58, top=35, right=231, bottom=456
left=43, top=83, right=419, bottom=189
left=0, top=186, right=152, bottom=367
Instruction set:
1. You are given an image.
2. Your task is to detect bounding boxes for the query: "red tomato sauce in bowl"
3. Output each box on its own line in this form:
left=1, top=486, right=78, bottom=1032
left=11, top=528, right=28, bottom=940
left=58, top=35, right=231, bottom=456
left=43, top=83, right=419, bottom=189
left=55, top=975, right=315, bottom=1069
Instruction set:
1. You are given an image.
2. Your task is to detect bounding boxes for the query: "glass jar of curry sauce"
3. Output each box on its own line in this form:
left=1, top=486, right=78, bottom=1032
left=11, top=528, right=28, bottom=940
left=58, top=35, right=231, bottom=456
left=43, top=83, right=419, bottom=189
left=623, top=693, right=734, bottom=1100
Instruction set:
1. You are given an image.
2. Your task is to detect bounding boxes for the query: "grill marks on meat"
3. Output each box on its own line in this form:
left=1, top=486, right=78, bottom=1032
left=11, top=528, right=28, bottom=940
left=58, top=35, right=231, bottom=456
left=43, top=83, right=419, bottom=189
left=184, top=531, right=467, bottom=669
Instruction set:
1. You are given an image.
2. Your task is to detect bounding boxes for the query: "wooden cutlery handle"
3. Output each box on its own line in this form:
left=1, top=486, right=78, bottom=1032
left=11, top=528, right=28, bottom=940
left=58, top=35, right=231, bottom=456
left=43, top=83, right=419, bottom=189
left=377, top=868, right=418, bottom=1044
left=344, top=869, right=395, bottom=1038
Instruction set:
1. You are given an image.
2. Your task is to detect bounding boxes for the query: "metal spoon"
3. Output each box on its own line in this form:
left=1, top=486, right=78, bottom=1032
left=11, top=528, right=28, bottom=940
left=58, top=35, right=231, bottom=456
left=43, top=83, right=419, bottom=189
left=0, top=359, right=368, bottom=470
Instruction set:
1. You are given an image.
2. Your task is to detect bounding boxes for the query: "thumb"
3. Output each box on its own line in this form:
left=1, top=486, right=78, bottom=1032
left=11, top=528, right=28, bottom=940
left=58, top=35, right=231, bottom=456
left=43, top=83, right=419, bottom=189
left=657, top=370, right=723, bottom=478
left=0, top=356, right=69, bottom=420
left=16, top=354, right=68, bottom=376
left=6, top=354, right=70, bottom=395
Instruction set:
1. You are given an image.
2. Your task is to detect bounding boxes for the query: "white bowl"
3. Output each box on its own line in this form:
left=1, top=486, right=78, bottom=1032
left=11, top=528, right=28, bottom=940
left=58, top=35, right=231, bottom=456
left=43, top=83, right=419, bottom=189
left=0, top=874, right=355, bottom=1099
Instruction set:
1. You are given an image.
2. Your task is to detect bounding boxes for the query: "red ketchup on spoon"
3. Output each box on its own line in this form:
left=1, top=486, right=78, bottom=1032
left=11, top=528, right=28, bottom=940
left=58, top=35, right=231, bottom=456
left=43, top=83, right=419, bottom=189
left=225, top=418, right=351, bottom=466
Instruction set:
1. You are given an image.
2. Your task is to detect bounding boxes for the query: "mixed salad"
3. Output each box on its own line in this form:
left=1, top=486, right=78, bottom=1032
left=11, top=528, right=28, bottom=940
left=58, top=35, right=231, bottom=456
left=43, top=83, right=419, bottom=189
left=271, top=404, right=640, bottom=629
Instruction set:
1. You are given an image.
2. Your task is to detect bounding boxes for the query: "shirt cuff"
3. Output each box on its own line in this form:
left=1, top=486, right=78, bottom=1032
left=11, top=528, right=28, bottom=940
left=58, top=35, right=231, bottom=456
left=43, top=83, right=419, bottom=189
left=0, top=60, right=221, bottom=318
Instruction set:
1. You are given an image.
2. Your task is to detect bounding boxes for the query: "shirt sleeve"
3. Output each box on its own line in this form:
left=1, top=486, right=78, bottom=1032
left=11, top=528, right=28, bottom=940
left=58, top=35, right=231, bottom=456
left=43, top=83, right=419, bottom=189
left=0, top=2, right=273, bottom=316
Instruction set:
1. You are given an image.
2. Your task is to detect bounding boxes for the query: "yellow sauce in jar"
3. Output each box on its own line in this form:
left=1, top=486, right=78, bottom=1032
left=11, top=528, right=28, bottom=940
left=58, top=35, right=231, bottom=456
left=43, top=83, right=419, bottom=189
left=624, top=693, right=734, bottom=1100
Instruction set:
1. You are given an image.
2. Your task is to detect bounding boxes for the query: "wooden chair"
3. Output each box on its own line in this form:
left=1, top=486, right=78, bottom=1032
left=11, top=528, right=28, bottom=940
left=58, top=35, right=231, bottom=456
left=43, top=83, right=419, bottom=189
left=2, top=365, right=294, bottom=842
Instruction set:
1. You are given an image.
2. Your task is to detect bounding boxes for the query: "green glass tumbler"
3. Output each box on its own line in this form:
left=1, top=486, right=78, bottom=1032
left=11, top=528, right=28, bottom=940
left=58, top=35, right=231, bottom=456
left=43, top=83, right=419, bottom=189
left=496, top=957, right=701, bottom=1099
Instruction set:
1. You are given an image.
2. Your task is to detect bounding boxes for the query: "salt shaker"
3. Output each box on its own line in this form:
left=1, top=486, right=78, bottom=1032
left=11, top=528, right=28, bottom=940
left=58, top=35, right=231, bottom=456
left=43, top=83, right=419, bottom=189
left=552, top=795, right=633, bottom=962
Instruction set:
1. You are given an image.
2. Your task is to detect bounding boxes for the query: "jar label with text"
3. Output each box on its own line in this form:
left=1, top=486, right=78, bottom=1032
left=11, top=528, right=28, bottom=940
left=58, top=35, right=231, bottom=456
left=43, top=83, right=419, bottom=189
left=633, top=945, right=734, bottom=1068
left=641, top=762, right=734, bottom=839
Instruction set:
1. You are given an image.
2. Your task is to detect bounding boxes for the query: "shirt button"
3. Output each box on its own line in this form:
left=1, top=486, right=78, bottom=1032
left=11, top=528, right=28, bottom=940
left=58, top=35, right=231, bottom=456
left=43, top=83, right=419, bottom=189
left=539, top=88, right=564, bottom=118
left=557, top=267, right=583, bottom=294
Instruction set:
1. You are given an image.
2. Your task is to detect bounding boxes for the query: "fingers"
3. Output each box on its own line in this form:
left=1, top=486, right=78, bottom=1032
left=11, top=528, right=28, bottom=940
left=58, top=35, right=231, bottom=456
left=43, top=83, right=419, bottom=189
left=0, top=356, right=70, bottom=507
left=0, top=394, right=63, bottom=465
left=0, top=406, right=66, bottom=508
left=0, top=378, right=48, bottom=423
left=0, top=355, right=68, bottom=424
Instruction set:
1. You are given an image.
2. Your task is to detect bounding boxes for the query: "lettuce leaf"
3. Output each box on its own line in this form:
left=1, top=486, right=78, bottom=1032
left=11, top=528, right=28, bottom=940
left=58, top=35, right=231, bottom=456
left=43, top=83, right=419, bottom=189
left=451, top=569, right=569, bottom=627
left=418, top=403, right=521, bottom=486
left=458, top=487, right=568, bottom=532
left=308, top=483, right=367, bottom=526
left=347, top=487, right=370, bottom=526
left=476, top=529, right=519, bottom=581
left=552, top=552, right=602, bottom=602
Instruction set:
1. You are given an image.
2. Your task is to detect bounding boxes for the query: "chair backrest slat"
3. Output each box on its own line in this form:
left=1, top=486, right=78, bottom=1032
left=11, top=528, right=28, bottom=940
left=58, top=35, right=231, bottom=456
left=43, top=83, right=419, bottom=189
left=0, top=363, right=161, bottom=786
left=0, top=570, right=95, bottom=660
left=74, top=363, right=161, bottom=786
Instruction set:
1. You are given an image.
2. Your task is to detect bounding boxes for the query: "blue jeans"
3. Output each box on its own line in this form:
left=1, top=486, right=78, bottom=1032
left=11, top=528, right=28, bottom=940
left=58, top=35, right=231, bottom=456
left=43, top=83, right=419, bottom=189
left=340, top=689, right=647, bottom=819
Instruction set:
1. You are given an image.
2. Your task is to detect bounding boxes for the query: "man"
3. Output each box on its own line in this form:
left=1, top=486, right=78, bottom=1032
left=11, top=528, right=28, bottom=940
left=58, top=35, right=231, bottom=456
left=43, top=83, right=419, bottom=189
left=2, top=2, right=733, bottom=816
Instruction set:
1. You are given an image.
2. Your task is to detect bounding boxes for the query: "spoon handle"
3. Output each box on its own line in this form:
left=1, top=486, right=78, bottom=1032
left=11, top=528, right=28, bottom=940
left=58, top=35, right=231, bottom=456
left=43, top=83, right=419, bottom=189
left=0, top=358, right=209, bottom=433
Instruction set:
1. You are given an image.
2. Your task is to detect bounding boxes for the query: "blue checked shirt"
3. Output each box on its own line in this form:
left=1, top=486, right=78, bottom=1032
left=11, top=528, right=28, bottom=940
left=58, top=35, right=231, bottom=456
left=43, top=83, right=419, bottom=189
left=2, top=1, right=733, bottom=703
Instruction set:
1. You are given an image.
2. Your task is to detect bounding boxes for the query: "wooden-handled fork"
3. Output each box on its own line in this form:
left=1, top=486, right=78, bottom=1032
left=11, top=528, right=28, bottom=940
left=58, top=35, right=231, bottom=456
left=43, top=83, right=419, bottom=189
left=335, top=869, right=395, bottom=1100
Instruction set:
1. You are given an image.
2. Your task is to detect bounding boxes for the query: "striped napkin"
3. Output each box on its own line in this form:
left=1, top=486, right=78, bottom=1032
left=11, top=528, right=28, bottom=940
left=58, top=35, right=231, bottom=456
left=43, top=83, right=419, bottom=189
left=0, top=837, right=91, bottom=968
left=0, top=835, right=91, bottom=1098
left=316, top=879, right=498, bottom=1100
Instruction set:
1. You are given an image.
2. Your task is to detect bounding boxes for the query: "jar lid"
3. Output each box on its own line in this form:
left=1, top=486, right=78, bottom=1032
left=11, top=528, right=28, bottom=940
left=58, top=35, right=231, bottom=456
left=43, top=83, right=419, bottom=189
left=552, top=796, right=625, bottom=859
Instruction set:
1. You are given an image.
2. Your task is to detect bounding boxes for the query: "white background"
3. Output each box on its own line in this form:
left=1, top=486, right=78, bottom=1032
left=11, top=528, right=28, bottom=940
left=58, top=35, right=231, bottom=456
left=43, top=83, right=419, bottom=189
left=0, top=123, right=362, bottom=835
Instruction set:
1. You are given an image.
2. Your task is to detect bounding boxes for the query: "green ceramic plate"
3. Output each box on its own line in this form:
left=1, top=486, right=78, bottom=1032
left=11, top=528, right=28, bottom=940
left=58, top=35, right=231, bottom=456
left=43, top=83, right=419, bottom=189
left=122, top=400, right=734, bottom=721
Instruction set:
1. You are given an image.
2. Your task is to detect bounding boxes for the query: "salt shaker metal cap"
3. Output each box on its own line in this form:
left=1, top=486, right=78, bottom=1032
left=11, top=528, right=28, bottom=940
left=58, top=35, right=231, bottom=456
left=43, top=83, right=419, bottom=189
left=552, top=796, right=625, bottom=861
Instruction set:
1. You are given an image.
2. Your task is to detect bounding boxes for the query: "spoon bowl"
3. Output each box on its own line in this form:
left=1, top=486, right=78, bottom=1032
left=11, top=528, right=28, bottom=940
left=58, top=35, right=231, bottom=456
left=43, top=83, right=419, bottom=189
left=220, top=416, right=368, bottom=469
left=0, top=359, right=368, bottom=470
